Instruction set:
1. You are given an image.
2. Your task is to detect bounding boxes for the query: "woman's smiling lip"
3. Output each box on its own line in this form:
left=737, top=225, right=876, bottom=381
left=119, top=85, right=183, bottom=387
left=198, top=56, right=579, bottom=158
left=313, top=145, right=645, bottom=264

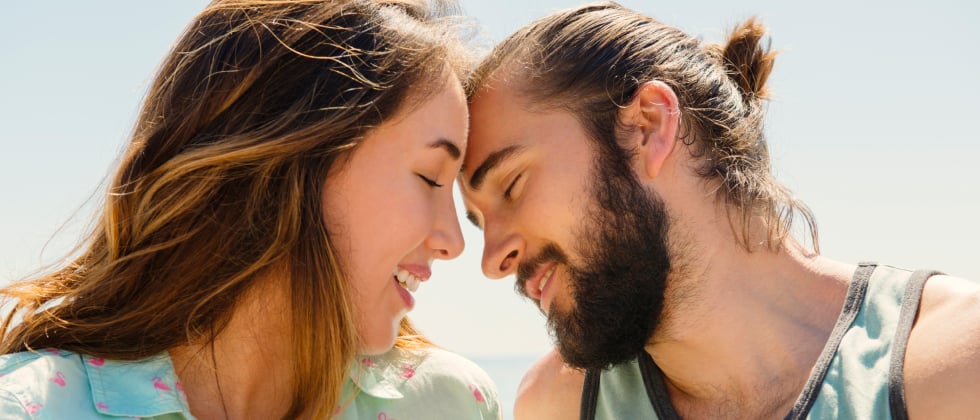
left=394, top=276, right=415, bottom=309
left=392, top=263, right=431, bottom=309
left=397, top=264, right=431, bottom=281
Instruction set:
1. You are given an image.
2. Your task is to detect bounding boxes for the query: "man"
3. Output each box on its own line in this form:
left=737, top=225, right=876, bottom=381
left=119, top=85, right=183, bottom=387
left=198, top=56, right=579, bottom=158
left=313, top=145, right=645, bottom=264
left=459, top=3, right=980, bottom=419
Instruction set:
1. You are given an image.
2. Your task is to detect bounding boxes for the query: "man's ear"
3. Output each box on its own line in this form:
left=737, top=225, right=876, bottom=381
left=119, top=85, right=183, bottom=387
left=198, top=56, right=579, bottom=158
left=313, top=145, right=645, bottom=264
left=620, top=81, right=680, bottom=180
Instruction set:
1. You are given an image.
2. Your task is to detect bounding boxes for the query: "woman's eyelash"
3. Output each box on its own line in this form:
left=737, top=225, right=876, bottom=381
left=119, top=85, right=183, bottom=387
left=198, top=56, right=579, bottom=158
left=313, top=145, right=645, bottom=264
left=504, top=173, right=522, bottom=199
left=418, top=174, right=444, bottom=188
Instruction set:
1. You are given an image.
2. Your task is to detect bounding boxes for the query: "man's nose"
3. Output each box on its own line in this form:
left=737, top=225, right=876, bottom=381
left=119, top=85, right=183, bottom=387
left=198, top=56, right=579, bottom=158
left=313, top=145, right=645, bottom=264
left=481, top=221, right=524, bottom=279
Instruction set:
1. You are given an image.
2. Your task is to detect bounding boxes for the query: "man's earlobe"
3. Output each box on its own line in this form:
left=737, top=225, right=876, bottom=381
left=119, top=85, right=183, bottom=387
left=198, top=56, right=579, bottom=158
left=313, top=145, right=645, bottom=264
left=622, top=81, right=680, bottom=180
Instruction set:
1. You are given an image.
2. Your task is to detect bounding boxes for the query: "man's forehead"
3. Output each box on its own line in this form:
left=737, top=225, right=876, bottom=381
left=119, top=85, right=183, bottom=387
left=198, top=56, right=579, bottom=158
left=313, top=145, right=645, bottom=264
left=468, top=84, right=512, bottom=122
left=463, top=87, right=515, bottom=164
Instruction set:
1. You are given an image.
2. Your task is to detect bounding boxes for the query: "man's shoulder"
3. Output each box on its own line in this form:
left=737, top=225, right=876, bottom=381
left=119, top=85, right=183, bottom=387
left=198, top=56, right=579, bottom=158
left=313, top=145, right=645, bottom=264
left=904, top=274, right=980, bottom=418
left=514, top=348, right=585, bottom=419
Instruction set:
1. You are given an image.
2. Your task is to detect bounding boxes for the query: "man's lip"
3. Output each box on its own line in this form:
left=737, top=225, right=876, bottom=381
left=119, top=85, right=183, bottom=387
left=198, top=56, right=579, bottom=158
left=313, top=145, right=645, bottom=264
left=523, top=261, right=557, bottom=301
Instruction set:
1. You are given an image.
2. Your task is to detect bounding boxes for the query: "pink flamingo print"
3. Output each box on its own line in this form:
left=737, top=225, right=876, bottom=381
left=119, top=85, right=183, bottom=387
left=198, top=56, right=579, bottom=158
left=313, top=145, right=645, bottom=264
left=51, top=371, right=66, bottom=387
left=399, top=363, right=415, bottom=379
left=175, top=381, right=185, bottom=394
left=152, top=376, right=172, bottom=391
left=377, top=413, right=395, bottom=420
left=87, top=357, right=105, bottom=367
left=468, top=384, right=486, bottom=403
left=25, top=402, right=42, bottom=414
left=45, top=348, right=60, bottom=355
left=361, top=357, right=375, bottom=368
left=96, top=402, right=110, bottom=410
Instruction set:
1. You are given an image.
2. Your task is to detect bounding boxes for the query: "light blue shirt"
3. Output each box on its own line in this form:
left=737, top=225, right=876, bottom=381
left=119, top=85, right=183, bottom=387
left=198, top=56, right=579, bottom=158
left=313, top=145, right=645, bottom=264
left=0, top=346, right=500, bottom=419
left=340, top=346, right=501, bottom=419
left=0, top=349, right=189, bottom=419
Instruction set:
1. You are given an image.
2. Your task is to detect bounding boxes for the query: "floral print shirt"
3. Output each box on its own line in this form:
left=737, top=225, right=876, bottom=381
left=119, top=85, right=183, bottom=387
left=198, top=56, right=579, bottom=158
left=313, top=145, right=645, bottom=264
left=339, top=347, right=501, bottom=419
left=0, top=347, right=500, bottom=419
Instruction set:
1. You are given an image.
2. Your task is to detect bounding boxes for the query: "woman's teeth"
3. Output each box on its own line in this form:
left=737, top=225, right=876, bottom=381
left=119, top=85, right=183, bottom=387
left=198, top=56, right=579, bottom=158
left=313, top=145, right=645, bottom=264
left=393, top=268, right=421, bottom=292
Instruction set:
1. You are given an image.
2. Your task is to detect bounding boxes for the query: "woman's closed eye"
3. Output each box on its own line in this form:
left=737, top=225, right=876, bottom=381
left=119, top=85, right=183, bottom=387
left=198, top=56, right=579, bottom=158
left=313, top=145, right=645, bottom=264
left=417, top=174, right=444, bottom=188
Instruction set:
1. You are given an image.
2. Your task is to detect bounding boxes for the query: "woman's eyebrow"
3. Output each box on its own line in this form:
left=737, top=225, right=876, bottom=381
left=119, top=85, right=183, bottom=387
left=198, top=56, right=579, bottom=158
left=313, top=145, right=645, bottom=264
left=430, top=138, right=462, bottom=160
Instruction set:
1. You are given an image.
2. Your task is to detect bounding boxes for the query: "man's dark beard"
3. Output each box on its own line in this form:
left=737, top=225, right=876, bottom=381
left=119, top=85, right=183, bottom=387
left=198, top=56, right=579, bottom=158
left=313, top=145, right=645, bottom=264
left=518, top=146, right=672, bottom=370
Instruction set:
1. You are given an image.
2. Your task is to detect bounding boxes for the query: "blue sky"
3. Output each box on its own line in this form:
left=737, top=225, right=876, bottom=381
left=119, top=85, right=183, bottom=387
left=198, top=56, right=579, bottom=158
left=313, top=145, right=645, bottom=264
left=2, top=0, right=978, bottom=362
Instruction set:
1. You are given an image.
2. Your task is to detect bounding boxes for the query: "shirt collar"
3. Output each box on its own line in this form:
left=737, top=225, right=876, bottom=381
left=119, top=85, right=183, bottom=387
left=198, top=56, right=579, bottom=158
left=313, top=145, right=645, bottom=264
left=348, top=348, right=426, bottom=400
left=83, top=352, right=195, bottom=419
left=82, top=349, right=417, bottom=413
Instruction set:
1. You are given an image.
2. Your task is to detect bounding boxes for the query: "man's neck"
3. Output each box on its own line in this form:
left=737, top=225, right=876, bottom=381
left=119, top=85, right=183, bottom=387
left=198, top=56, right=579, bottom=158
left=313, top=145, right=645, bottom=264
left=647, top=232, right=854, bottom=417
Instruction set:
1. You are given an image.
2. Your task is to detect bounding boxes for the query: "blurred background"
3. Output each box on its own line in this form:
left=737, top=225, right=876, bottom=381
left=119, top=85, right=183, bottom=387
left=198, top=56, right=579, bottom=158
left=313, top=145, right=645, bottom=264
left=2, top=1, right=977, bottom=418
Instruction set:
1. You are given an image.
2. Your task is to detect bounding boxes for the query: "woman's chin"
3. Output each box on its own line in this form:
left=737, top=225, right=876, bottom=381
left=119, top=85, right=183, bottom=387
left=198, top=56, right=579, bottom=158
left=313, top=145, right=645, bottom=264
left=358, top=342, right=394, bottom=356
left=356, top=320, right=401, bottom=355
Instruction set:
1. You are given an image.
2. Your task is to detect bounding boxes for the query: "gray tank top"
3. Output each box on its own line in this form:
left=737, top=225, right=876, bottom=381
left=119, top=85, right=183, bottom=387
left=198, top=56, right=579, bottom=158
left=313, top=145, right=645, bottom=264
left=581, top=263, right=940, bottom=419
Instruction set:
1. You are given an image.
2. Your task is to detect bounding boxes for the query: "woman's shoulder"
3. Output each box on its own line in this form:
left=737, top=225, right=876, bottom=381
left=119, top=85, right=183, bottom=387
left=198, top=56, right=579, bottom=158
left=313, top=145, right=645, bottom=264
left=348, top=346, right=502, bottom=419
left=364, top=345, right=497, bottom=391
left=0, top=349, right=87, bottom=389
left=410, top=346, right=493, bottom=380
left=0, top=349, right=191, bottom=419
left=0, top=349, right=92, bottom=418
left=403, top=346, right=501, bottom=417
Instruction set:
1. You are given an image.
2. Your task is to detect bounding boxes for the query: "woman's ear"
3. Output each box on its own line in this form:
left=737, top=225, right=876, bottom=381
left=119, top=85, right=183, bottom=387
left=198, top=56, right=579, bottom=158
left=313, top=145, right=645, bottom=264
left=620, top=81, right=680, bottom=180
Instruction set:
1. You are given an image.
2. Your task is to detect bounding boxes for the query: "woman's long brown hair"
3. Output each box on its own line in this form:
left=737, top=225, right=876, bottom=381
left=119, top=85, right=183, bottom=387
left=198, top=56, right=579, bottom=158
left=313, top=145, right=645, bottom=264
left=1, top=0, right=467, bottom=417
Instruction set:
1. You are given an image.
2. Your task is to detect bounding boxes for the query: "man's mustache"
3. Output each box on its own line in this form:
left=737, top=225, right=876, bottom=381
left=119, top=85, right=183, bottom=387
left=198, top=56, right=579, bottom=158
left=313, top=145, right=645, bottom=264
left=515, top=243, right=569, bottom=301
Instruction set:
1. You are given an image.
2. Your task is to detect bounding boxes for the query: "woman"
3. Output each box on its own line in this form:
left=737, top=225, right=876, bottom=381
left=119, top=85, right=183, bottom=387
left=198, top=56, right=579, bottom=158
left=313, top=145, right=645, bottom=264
left=0, top=0, right=499, bottom=418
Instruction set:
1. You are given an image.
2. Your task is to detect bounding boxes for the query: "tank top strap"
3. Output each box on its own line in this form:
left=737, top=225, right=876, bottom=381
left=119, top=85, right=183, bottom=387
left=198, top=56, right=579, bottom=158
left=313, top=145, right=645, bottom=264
left=888, top=269, right=942, bottom=420
left=581, top=367, right=600, bottom=420
left=792, top=263, right=940, bottom=419
left=786, top=262, right=877, bottom=419
left=637, top=351, right=680, bottom=420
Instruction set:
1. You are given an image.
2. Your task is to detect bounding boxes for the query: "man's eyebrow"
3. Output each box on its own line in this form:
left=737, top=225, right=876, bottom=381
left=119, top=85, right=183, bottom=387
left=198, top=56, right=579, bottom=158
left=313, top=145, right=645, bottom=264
left=468, top=144, right=524, bottom=191
left=430, top=138, right=462, bottom=160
